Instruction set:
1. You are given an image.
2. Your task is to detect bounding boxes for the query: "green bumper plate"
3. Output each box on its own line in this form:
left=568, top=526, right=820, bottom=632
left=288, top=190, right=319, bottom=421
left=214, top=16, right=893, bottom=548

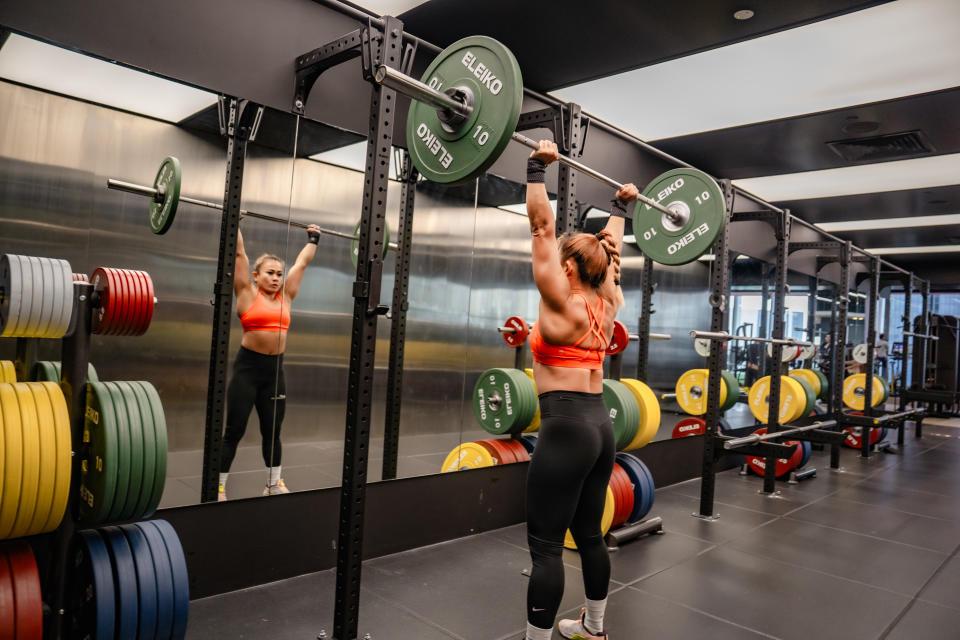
left=127, top=381, right=158, bottom=520
left=114, top=382, right=146, bottom=521
left=794, top=377, right=817, bottom=418
left=149, top=156, right=181, bottom=235
left=79, top=382, right=118, bottom=525
left=602, top=379, right=640, bottom=450
left=634, top=168, right=725, bottom=265
left=406, top=36, right=523, bottom=185
left=720, top=370, right=740, bottom=412
left=472, top=368, right=536, bottom=435
left=135, top=380, right=167, bottom=518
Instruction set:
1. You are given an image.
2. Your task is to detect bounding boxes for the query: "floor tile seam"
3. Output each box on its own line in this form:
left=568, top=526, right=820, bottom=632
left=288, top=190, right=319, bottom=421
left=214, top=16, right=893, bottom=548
left=877, top=540, right=960, bottom=639
left=781, top=515, right=956, bottom=555
left=722, top=543, right=934, bottom=600
left=848, top=476, right=960, bottom=500
left=615, top=542, right=722, bottom=590
left=827, top=494, right=960, bottom=523
left=914, top=595, right=960, bottom=613
left=357, top=583, right=469, bottom=640
left=665, top=487, right=800, bottom=516
left=623, top=585, right=784, bottom=639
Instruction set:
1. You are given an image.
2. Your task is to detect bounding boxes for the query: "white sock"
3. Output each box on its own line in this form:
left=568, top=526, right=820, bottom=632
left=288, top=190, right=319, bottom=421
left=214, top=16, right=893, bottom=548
left=526, top=622, right=552, bottom=640
left=269, top=466, right=282, bottom=486
left=584, top=597, right=606, bottom=634
left=219, top=473, right=228, bottom=489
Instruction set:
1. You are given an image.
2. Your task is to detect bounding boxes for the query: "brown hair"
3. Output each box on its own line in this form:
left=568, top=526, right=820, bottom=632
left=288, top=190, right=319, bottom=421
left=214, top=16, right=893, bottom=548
left=558, top=231, right=621, bottom=290
left=253, top=253, right=283, bottom=274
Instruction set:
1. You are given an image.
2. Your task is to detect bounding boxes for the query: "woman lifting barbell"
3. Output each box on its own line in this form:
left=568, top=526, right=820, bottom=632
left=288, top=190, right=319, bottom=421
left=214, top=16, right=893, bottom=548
left=523, top=139, right=636, bottom=640
left=218, top=224, right=321, bottom=501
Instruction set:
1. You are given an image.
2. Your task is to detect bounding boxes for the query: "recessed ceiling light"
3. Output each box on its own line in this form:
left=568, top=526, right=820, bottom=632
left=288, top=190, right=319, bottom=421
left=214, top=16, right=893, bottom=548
left=816, top=213, right=960, bottom=232
left=0, top=34, right=216, bottom=122
left=733, top=153, right=960, bottom=201
left=733, top=9, right=755, bottom=20
left=865, top=245, right=960, bottom=255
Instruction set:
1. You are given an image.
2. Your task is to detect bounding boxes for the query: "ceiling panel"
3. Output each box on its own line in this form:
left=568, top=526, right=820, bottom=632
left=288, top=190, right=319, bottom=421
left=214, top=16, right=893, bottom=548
left=396, top=0, right=887, bottom=91
left=776, top=185, right=960, bottom=224
left=654, top=88, right=960, bottom=179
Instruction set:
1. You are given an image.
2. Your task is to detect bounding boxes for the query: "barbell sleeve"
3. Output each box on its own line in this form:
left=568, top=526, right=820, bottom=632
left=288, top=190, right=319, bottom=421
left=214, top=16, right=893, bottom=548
left=689, top=330, right=811, bottom=347
left=373, top=64, right=681, bottom=221
left=106, top=178, right=398, bottom=251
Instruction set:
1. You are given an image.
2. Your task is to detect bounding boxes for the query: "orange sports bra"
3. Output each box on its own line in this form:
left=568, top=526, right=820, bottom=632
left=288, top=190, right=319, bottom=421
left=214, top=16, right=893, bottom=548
left=240, top=291, right=291, bottom=333
left=529, top=292, right=608, bottom=370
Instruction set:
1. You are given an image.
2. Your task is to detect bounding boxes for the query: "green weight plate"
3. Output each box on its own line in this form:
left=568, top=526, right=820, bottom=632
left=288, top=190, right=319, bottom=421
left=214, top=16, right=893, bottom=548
left=405, top=36, right=523, bottom=185
left=813, top=369, right=829, bottom=400
left=472, top=368, right=530, bottom=435
left=350, top=219, right=392, bottom=269
left=114, top=382, right=145, bottom=521
left=102, top=382, right=130, bottom=521
left=506, top=368, right=537, bottom=433
left=79, top=382, right=118, bottom=525
left=720, top=370, right=740, bottom=412
left=878, top=376, right=890, bottom=404
left=135, top=381, right=167, bottom=517
left=603, top=379, right=639, bottom=450
left=127, top=381, right=157, bottom=520
left=794, top=376, right=817, bottom=418
left=633, top=168, right=725, bottom=265
left=149, top=156, right=182, bottom=235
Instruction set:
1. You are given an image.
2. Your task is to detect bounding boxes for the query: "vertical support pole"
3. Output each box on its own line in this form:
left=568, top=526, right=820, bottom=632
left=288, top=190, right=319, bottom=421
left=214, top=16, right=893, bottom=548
left=200, top=97, right=260, bottom=503
left=335, top=19, right=403, bottom=640
left=381, top=151, right=417, bottom=481
left=759, top=263, right=771, bottom=377
left=636, top=257, right=654, bottom=382
left=898, top=276, right=912, bottom=446
left=916, top=280, right=930, bottom=438
left=698, top=180, right=733, bottom=518
left=827, top=279, right=838, bottom=417
left=861, top=257, right=880, bottom=458
left=806, top=275, right=817, bottom=367
left=14, top=337, right=38, bottom=382
left=831, top=243, right=852, bottom=468
left=609, top=353, right=623, bottom=381
left=513, top=344, right=526, bottom=371
left=555, top=104, right=583, bottom=234
left=762, top=211, right=789, bottom=493
left=46, top=282, right=92, bottom=640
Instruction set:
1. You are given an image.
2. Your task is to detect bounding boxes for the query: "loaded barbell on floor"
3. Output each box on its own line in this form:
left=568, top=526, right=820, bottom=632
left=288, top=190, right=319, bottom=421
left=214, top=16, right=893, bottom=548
left=723, top=419, right=838, bottom=449
left=373, top=36, right=725, bottom=265
left=107, top=163, right=398, bottom=261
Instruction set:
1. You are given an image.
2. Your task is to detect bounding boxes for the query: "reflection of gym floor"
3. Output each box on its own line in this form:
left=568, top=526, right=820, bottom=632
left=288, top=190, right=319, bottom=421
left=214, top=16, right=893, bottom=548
left=159, top=432, right=463, bottom=507
left=186, top=417, right=960, bottom=639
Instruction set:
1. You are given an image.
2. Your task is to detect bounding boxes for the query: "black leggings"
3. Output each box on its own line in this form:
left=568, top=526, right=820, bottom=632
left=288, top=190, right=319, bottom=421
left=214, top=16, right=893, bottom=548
left=526, top=390, right=615, bottom=629
left=220, top=346, right=286, bottom=472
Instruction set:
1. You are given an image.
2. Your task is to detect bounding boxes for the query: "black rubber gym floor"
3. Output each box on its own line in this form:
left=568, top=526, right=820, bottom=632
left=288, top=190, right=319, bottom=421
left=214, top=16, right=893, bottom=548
left=187, top=418, right=960, bottom=639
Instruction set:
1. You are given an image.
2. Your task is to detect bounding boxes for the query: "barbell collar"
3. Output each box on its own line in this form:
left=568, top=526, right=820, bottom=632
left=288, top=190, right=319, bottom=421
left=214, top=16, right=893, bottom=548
left=374, top=65, right=682, bottom=222
left=723, top=420, right=838, bottom=449
left=106, top=178, right=398, bottom=251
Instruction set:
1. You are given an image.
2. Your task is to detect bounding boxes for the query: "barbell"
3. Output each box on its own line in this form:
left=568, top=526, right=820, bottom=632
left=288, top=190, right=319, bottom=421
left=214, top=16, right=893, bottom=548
left=375, top=36, right=726, bottom=266
left=107, top=162, right=397, bottom=268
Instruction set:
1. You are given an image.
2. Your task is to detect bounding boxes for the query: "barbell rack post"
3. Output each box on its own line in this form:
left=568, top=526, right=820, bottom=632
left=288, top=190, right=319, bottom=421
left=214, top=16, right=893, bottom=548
left=372, top=64, right=683, bottom=222
left=106, top=178, right=399, bottom=251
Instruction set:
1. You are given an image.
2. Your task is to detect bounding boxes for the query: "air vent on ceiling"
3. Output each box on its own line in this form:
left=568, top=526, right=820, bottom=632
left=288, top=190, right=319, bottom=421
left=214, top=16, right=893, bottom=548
left=827, top=130, right=934, bottom=163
